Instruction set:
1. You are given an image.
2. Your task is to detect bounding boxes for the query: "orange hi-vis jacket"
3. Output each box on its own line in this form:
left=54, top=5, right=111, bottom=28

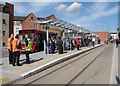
left=12, top=39, right=20, bottom=52
left=7, top=38, right=13, bottom=51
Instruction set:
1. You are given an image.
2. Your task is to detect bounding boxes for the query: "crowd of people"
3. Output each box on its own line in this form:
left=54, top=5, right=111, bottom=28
left=7, top=33, right=101, bottom=66
left=48, top=36, right=101, bottom=54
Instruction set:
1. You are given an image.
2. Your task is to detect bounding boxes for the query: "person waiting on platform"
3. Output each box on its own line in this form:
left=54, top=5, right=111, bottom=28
left=25, top=34, right=32, bottom=64
left=7, top=34, right=14, bottom=64
left=12, top=34, right=22, bottom=66
left=75, top=38, right=81, bottom=51
left=116, top=38, right=119, bottom=48
left=57, top=37, right=63, bottom=54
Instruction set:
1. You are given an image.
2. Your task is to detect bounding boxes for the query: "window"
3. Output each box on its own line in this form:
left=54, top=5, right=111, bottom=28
left=2, top=31, right=5, bottom=36
left=16, top=28, right=19, bottom=32
left=3, top=43, right=5, bottom=46
left=34, top=24, right=38, bottom=30
left=3, top=19, right=6, bottom=24
left=16, top=21, right=21, bottom=26
left=3, top=6, right=9, bottom=13
left=31, top=17, right=33, bottom=19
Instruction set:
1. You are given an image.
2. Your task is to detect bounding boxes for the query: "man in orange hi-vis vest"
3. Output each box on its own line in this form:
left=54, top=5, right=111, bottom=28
left=7, top=34, right=14, bottom=64
left=12, top=34, right=22, bottom=66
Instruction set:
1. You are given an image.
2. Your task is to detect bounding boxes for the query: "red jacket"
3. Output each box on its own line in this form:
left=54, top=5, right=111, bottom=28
left=76, top=39, right=81, bottom=45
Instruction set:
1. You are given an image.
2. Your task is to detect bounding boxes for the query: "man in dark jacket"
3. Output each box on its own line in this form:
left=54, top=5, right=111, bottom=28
left=57, top=37, right=63, bottom=54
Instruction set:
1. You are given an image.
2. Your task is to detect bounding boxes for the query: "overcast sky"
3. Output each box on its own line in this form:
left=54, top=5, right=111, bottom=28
left=1, top=1, right=119, bottom=32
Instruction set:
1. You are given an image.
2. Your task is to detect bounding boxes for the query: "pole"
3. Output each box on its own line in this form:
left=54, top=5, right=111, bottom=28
left=63, top=30, right=65, bottom=51
left=108, top=24, right=109, bottom=41
left=46, top=26, right=49, bottom=54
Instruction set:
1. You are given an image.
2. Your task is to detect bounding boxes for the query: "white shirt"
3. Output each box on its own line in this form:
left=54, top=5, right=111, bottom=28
left=92, top=38, right=96, bottom=42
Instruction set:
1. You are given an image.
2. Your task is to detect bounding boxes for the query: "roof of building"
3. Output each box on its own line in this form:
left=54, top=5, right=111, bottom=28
left=109, top=32, right=117, bottom=34
left=14, top=13, right=56, bottom=21
left=37, top=17, right=45, bottom=20
left=14, top=16, right=46, bottom=21
left=14, top=16, right=25, bottom=21
left=94, top=31, right=108, bottom=33
left=46, top=14, right=56, bottom=19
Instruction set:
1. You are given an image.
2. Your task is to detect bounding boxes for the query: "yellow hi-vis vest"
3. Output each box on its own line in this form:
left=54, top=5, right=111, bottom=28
left=25, top=38, right=32, bottom=51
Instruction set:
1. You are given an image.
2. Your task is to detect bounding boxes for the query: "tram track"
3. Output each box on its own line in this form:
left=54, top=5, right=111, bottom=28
left=66, top=45, right=107, bottom=85
left=11, top=45, right=107, bottom=85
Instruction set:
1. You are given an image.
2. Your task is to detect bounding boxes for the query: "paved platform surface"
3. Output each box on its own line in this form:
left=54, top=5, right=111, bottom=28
left=0, top=44, right=102, bottom=84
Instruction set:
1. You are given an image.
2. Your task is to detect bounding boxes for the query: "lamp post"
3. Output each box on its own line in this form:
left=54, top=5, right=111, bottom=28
left=108, top=23, right=112, bottom=43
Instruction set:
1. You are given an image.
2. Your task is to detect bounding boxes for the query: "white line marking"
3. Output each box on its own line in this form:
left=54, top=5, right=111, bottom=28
left=109, top=44, right=118, bottom=84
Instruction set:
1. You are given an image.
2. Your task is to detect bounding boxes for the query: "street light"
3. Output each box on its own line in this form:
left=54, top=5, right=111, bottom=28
left=108, top=23, right=112, bottom=42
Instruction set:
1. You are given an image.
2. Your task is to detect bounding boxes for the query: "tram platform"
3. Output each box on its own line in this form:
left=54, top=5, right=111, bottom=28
left=1, top=44, right=103, bottom=85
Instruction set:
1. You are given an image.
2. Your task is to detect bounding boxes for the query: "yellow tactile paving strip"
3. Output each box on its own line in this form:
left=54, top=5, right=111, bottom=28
left=12, top=51, right=77, bottom=74
left=0, top=77, right=11, bottom=84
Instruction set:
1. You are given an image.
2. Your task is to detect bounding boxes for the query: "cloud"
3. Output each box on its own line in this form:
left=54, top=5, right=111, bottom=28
left=67, top=2, right=82, bottom=13
left=29, top=2, right=53, bottom=13
left=71, top=2, right=118, bottom=25
left=2, top=0, right=120, bottom=2
left=13, top=2, right=57, bottom=16
left=55, top=4, right=67, bottom=12
left=55, top=2, right=82, bottom=14
left=92, top=2, right=109, bottom=12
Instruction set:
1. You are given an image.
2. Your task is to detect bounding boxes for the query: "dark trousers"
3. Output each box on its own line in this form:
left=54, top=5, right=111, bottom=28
left=13, top=51, right=20, bottom=65
left=77, top=45, right=80, bottom=50
left=116, top=43, right=118, bottom=47
left=25, top=51, right=30, bottom=63
left=92, top=41, right=95, bottom=47
left=52, top=43, right=55, bottom=54
left=8, top=49, right=13, bottom=64
left=58, top=46, right=63, bottom=54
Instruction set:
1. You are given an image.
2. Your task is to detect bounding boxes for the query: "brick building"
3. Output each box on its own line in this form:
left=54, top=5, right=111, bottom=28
left=94, top=32, right=108, bottom=42
left=0, top=2, right=14, bottom=46
left=14, top=13, right=61, bottom=38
